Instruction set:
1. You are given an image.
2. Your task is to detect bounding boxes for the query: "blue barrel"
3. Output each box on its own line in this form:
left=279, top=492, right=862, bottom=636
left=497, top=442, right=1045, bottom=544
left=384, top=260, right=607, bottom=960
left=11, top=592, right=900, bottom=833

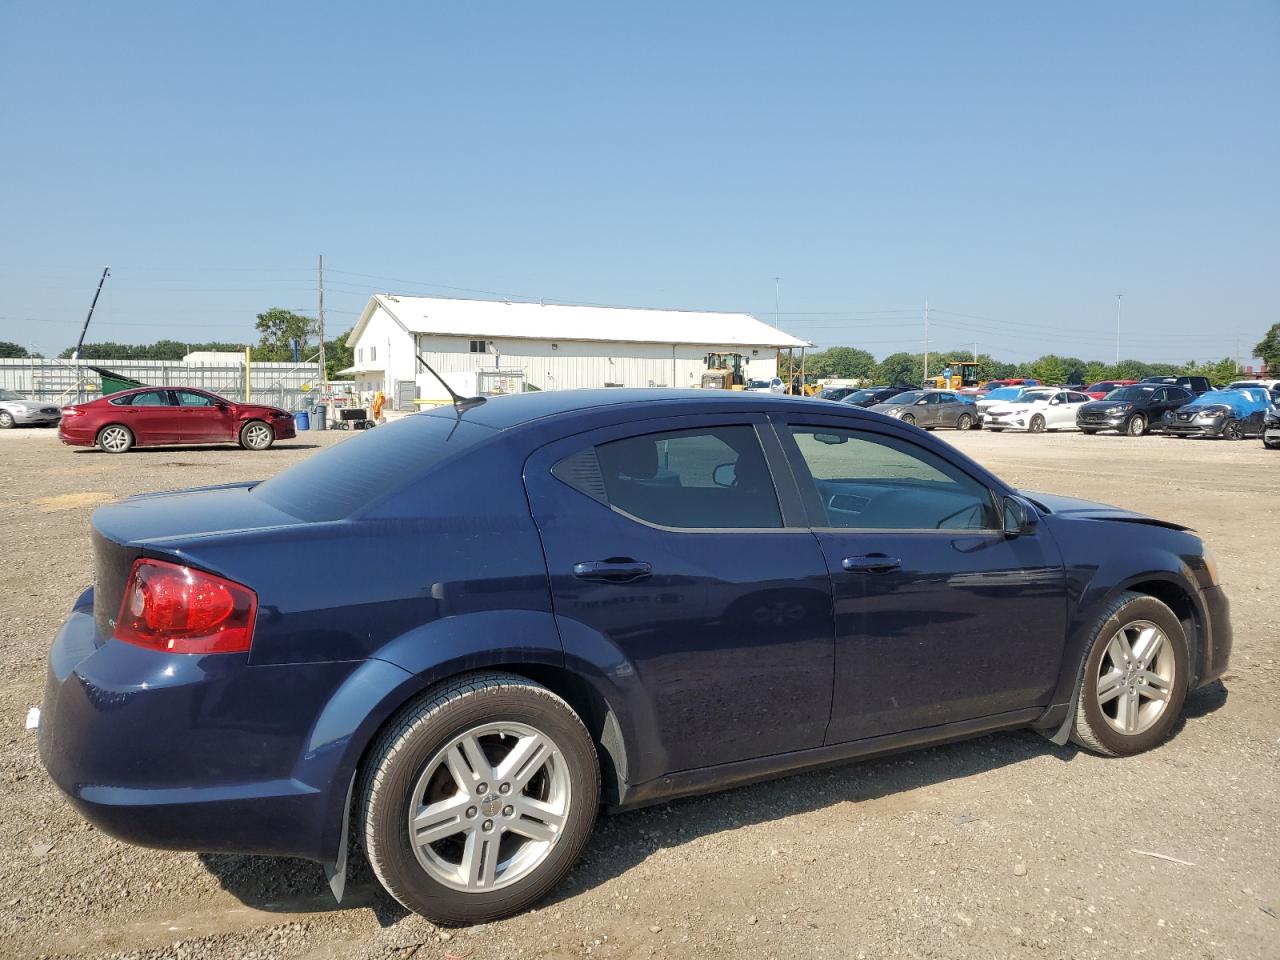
left=294, top=410, right=310, bottom=431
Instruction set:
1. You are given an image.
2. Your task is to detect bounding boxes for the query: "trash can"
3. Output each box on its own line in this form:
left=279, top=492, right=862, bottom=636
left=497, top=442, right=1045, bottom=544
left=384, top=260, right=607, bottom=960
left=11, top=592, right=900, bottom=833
left=295, top=410, right=310, bottom=431
left=312, top=404, right=327, bottom=431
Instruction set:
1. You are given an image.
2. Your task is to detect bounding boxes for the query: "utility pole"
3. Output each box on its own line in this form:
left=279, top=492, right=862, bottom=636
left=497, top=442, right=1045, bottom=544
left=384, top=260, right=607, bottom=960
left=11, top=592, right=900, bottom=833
left=71, top=266, right=111, bottom=361
left=1114, top=293, right=1122, bottom=365
left=317, top=255, right=327, bottom=395
left=774, top=276, right=782, bottom=329
left=923, top=298, right=930, bottom=382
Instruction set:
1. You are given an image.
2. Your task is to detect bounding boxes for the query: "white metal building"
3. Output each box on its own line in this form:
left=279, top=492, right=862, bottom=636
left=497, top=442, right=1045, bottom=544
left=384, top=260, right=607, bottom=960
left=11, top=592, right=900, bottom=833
left=343, top=294, right=809, bottom=407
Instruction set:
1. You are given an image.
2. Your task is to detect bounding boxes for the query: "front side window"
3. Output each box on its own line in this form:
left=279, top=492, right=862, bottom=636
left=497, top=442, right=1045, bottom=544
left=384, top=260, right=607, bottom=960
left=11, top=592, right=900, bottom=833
left=176, top=390, right=216, bottom=407
left=129, top=390, right=173, bottom=407
left=589, top=425, right=782, bottom=529
left=788, top=426, right=998, bottom=531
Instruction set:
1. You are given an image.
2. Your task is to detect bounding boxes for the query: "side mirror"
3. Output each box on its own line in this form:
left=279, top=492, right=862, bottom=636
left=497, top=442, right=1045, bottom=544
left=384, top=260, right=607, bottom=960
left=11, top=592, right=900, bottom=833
left=916, top=398, right=929, bottom=406
left=1002, top=495, right=1039, bottom=537
left=1049, top=398, right=1059, bottom=406
left=712, top=462, right=736, bottom=487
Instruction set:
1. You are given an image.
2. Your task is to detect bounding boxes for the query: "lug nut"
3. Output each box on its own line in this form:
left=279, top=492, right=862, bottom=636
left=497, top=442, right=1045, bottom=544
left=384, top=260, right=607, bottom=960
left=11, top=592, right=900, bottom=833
left=477, top=782, right=489, bottom=794
left=482, top=819, right=494, bottom=832
left=499, top=783, right=511, bottom=795
left=503, top=805, right=514, bottom=817
left=466, top=806, right=478, bottom=818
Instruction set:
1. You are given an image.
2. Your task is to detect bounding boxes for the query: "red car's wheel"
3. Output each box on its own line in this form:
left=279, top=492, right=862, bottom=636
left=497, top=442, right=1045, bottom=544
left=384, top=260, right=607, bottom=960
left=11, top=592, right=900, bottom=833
left=97, top=424, right=134, bottom=454
left=239, top=420, right=275, bottom=451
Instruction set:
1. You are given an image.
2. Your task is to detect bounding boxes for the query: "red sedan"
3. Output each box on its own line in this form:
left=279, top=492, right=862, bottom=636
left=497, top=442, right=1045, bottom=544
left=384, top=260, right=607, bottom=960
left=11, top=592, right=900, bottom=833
left=60, top=387, right=296, bottom=453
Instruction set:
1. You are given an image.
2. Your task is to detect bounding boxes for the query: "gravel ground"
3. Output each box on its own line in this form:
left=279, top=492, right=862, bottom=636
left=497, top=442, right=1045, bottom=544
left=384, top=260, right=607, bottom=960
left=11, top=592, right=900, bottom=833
left=1, top=423, right=1276, bottom=960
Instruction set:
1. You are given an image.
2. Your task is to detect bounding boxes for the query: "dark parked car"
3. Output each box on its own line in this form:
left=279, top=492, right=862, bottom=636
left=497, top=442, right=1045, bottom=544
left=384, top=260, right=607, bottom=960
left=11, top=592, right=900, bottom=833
left=59, top=387, right=296, bottom=452
left=818, top=385, right=859, bottom=401
left=1076, top=384, right=1192, bottom=436
left=1140, top=375, right=1213, bottom=394
left=1081, top=379, right=1139, bottom=400
left=1263, top=406, right=1280, bottom=449
left=39, top=390, right=1231, bottom=924
left=837, top=384, right=916, bottom=407
left=1160, top=388, right=1273, bottom=440
left=868, top=389, right=978, bottom=429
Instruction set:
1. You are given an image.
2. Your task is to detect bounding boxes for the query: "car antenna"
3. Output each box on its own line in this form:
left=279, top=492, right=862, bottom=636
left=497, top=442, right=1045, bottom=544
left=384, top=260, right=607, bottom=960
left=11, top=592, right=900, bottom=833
left=415, top=351, right=486, bottom=413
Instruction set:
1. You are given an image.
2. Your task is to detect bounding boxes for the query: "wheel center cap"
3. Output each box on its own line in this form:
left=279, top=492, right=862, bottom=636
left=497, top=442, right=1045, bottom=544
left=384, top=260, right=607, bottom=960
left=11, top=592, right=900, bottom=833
left=481, top=794, right=502, bottom=817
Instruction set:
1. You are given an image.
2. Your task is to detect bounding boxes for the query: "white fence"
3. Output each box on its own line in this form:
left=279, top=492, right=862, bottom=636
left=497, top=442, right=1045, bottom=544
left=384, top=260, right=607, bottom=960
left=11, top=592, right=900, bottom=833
left=0, top=358, right=322, bottom=410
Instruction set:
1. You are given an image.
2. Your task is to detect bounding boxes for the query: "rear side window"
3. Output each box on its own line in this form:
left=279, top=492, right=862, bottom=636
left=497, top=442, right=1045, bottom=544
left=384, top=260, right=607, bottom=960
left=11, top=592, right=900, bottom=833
left=558, top=425, right=782, bottom=529
left=129, top=390, right=173, bottom=406
left=252, top=413, right=494, bottom=520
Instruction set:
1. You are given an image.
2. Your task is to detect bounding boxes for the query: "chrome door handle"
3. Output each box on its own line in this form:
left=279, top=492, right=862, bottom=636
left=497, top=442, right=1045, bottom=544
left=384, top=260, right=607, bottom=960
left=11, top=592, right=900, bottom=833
left=573, top=560, right=652, bottom=583
left=842, top=555, right=902, bottom=573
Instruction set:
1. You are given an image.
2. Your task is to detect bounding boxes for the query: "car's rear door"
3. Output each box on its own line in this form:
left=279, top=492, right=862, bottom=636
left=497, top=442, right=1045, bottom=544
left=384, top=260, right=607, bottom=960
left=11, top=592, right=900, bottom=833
left=174, top=390, right=236, bottom=442
left=124, top=389, right=182, bottom=444
left=773, top=413, right=1067, bottom=743
left=524, top=413, right=835, bottom=775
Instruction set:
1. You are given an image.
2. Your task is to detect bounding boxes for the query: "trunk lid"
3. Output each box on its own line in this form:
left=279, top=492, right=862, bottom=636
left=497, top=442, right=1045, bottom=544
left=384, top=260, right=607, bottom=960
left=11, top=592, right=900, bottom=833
left=90, top=482, right=301, bottom=643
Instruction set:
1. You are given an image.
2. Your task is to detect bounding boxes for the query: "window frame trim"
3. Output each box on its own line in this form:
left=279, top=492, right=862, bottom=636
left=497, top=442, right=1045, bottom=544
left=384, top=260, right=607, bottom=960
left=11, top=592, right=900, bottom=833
left=769, top=415, right=1007, bottom=535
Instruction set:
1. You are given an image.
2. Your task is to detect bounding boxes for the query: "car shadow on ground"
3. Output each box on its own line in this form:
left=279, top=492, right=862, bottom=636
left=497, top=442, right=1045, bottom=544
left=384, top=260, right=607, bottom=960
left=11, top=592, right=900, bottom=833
left=197, top=681, right=1229, bottom=926
left=71, top=443, right=321, bottom=454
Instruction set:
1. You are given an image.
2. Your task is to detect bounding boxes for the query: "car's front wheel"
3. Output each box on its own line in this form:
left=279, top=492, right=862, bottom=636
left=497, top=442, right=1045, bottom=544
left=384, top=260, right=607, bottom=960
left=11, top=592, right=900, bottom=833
left=361, top=673, right=600, bottom=924
left=0, top=410, right=14, bottom=429
left=1222, top=419, right=1243, bottom=441
left=1071, top=591, right=1189, bottom=756
left=1126, top=414, right=1147, bottom=437
left=1028, top=414, right=1046, bottom=433
left=239, top=420, right=275, bottom=450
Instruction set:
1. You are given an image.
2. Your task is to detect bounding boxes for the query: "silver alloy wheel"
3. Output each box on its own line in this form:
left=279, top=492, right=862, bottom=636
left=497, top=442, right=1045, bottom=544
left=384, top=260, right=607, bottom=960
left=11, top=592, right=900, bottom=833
left=0, top=410, right=13, bottom=428
left=1128, top=414, right=1145, bottom=436
left=243, top=422, right=272, bottom=449
left=408, top=721, right=571, bottom=893
left=957, top=413, right=973, bottom=430
left=1029, top=414, right=1045, bottom=433
left=99, top=425, right=131, bottom=452
left=1096, top=620, right=1175, bottom=735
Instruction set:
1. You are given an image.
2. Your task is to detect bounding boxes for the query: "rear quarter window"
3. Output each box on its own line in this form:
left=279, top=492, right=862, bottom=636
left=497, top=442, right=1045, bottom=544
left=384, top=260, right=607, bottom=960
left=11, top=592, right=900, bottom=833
left=251, top=413, right=496, bottom=521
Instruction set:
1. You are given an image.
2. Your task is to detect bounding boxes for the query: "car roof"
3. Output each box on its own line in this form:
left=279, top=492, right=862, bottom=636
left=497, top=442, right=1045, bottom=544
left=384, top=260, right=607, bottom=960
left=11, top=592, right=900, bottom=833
left=419, top=387, right=872, bottom=430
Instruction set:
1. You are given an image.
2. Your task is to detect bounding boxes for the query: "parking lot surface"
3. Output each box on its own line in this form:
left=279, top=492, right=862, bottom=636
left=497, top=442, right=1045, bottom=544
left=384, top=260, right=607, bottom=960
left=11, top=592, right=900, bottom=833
left=1, top=424, right=1276, bottom=959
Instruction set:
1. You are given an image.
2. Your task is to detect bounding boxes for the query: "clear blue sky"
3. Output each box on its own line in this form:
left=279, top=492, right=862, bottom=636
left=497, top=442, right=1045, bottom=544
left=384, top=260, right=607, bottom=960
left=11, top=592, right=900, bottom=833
left=1, top=1, right=1276, bottom=364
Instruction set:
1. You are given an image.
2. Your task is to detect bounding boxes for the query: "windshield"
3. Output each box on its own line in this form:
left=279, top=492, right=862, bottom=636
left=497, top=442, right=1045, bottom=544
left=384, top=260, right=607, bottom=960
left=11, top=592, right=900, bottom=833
left=748, top=380, right=771, bottom=389
left=1105, top=386, right=1155, bottom=402
left=0, top=389, right=23, bottom=401
left=983, top=387, right=1023, bottom=401
left=881, top=391, right=922, bottom=405
left=841, top=389, right=877, bottom=403
left=1013, top=391, right=1054, bottom=405
left=1085, top=382, right=1117, bottom=392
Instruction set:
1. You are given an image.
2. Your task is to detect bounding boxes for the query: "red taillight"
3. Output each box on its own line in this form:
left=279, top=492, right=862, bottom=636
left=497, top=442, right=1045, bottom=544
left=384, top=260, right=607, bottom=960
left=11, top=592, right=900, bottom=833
left=62, top=406, right=83, bottom=416
left=114, top=558, right=257, bottom=654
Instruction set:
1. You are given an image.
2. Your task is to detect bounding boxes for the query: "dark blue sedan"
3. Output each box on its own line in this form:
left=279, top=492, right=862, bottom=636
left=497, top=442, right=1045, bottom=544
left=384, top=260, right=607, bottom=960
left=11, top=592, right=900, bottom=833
left=39, top=389, right=1232, bottom=923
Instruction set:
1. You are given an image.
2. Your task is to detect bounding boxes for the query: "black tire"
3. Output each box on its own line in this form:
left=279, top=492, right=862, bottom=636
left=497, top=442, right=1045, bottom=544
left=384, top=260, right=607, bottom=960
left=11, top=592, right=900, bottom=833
left=1028, top=414, right=1046, bottom=434
left=96, top=424, right=134, bottom=453
left=900, top=413, right=915, bottom=425
left=239, top=420, right=275, bottom=450
left=1126, top=414, right=1146, bottom=437
left=1222, top=419, right=1243, bottom=441
left=955, top=413, right=974, bottom=431
left=0, top=410, right=14, bottom=429
left=360, top=673, right=600, bottom=924
left=1071, top=591, right=1189, bottom=757
left=1264, top=436, right=1280, bottom=450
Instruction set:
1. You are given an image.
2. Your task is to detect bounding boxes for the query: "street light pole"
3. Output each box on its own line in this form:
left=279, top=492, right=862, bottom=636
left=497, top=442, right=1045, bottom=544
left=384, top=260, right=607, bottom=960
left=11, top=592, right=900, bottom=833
left=1114, top=293, right=1122, bottom=365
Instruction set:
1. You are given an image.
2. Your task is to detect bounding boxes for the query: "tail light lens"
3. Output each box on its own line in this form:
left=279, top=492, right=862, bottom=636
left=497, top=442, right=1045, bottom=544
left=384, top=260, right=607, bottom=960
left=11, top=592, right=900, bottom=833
left=114, top=558, right=257, bottom=654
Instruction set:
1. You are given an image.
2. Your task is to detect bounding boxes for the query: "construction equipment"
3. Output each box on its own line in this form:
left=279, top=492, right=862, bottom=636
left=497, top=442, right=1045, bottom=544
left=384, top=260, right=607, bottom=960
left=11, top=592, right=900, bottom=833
left=701, top=352, right=745, bottom=390
left=929, top=360, right=983, bottom=391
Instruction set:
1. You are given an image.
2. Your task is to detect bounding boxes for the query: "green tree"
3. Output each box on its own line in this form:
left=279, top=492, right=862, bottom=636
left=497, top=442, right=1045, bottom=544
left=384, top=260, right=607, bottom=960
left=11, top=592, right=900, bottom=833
left=254, top=308, right=316, bottom=362
left=808, top=347, right=876, bottom=381
left=876, top=352, right=924, bottom=386
left=1112, top=359, right=1153, bottom=380
left=324, top=328, right=355, bottom=380
left=1206, top=357, right=1241, bottom=384
left=1082, top=361, right=1113, bottom=385
left=1025, top=354, right=1069, bottom=384
left=0, top=341, right=30, bottom=358
left=1255, top=323, right=1280, bottom=375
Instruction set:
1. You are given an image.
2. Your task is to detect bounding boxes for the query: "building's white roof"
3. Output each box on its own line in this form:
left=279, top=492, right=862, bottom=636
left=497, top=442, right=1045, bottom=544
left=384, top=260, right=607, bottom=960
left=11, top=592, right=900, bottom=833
left=347, top=294, right=809, bottom=349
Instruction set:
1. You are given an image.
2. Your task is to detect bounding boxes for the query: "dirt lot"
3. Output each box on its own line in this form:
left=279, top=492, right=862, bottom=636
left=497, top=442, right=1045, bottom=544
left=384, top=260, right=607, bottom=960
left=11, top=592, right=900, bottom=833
left=1, top=424, right=1276, bottom=960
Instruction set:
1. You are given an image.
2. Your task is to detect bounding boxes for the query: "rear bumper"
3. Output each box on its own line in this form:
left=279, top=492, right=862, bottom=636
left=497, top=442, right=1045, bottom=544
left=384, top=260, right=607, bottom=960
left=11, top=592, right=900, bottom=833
left=38, top=591, right=413, bottom=862
left=58, top=422, right=96, bottom=446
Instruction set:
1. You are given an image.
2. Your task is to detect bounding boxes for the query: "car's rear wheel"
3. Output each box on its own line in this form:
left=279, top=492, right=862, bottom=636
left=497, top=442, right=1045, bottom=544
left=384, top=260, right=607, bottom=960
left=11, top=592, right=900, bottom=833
left=956, top=413, right=974, bottom=431
left=1071, top=592, right=1188, bottom=757
left=361, top=673, right=599, bottom=924
left=239, top=420, right=274, bottom=450
left=1126, top=414, right=1146, bottom=437
left=0, top=410, right=14, bottom=429
left=1028, top=414, right=1046, bottom=433
left=97, top=424, right=133, bottom=453
left=1222, top=419, right=1243, bottom=441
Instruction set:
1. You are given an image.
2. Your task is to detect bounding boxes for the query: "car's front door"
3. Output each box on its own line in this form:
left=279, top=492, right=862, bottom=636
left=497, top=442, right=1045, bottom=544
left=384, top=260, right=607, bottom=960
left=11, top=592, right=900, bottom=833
left=525, top=415, right=835, bottom=775
left=174, top=390, right=236, bottom=442
left=775, top=416, right=1067, bottom=743
left=919, top=392, right=942, bottom=426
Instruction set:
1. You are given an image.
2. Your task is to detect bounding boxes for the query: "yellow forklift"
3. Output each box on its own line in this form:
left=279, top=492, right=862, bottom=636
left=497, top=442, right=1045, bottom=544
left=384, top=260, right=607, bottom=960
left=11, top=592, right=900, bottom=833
left=929, top=360, right=983, bottom=391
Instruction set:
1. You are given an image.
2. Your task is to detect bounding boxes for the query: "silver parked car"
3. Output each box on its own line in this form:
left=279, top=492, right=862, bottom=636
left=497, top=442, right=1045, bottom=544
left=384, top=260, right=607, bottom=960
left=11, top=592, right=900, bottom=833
left=869, top=389, right=978, bottom=430
left=0, top=389, right=63, bottom=428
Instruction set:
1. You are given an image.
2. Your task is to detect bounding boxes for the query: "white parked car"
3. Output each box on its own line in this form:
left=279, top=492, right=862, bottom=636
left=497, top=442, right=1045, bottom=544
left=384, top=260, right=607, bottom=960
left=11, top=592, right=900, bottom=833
left=747, top=378, right=786, bottom=394
left=982, top=388, right=1092, bottom=433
